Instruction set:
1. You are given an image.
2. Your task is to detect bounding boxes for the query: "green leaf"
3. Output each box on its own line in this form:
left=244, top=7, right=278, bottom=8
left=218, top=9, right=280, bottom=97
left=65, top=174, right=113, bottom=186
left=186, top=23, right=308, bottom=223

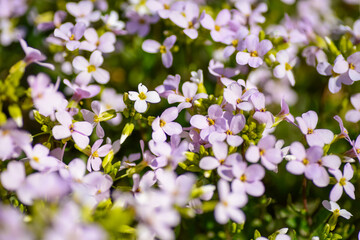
left=8, top=104, right=23, bottom=127
left=120, top=122, right=135, bottom=144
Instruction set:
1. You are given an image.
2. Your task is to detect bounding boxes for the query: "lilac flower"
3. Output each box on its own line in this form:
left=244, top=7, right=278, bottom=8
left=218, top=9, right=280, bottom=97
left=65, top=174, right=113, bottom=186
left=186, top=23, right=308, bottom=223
left=152, top=107, right=182, bottom=142
left=146, top=0, right=175, bottom=19
left=37, top=10, right=66, bottom=31
left=157, top=170, right=195, bottom=206
left=246, top=135, right=282, bottom=171
left=80, top=28, right=116, bottom=53
left=155, top=74, right=180, bottom=98
left=17, top=172, right=70, bottom=205
left=0, top=204, right=33, bottom=240
left=322, top=200, right=352, bottom=219
left=54, top=22, right=86, bottom=51
left=66, top=1, right=100, bottom=26
left=126, top=11, right=159, bottom=37
left=73, top=50, right=110, bottom=85
left=208, top=59, right=242, bottom=82
left=273, top=50, right=297, bottom=86
left=234, top=1, right=267, bottom=26
left=302, top=46, right=327, bottom=67
left=223, top=82, right=255, bottom=111
left=142, top=35, right=176, bottom=68
left=80, top=172, right=113, bottom=207
left=168, top=81, right=207, bottom=111
left=317, top=53, right=360, bottom=93
left=28, top=73, right=65, bottom=117
left=0, top=120, right=31, bottom=161
left=286, top=142, right=322, bottom=175
left=222, top=26, right=249, bottom=58
left=119, top=153, right=141, bottom=171
left=209, top=113, right=245, bottom=147
left=24, top=144, right=61, bottom=172
left=148, top=135, right=188, bottom=169
left=201, top=9, right=233, bottom=43
left=81, top=100, right=107, bottom=138
left=351, top=135, right=360, bottom=161
left=215, top=179, right=247, bottom=224
left=329, top=163, right=355, bottom=201
left=59, top=158, right=86, bottom=183
left=169, top=2, right=203, bottom=39
left=20, top=39, right=54, bottom=70
left=276, top=98, right=295, bottom=124
left=333, top=115, right=351, bottom=142
left=232, top=162, right=265, bottom=197
left=345, top=93, right=360, bottom=122
left=132, top=171, right=156, bottom=194
left=52, top=111, right=93, bottom=149
left=87, top=139, right=112, bottom=172
left=296, top=110, right=334, bottom=147
left=0, top=161, right=25, bottom=191
left=250, top=92, right=274, bottom=126
left=129, top=83, right=161, bottom=113
left=101, top=11, right=126, bottom=34
left=236, top=35, right=272, bottom=68
left=190, top=104, right=226, bottom=141
left=63, top=79, right=100, bottom=102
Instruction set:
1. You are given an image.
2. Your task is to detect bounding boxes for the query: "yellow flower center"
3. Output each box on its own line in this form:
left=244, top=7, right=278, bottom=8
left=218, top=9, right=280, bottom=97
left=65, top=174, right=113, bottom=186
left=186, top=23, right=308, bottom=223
left=226, top=129, right=233, bottom=135
left=164, top=3, right=170, bottom=9
left=69, top=124, right=75, bottom=132
left=33, top=156, right=40, bottom=163
left=240, top=174, right=247, bottom=182
left=339, top=177, right=346, bottom=186
left=250, top=50, right=258, bottom=57
left=260, top=108, right=266, bottom=112
left=160, top=119, right=166, bottom=127
left=94, top=115, right=100, bottom=123
left=219, top=159, right=225, bottom=165
left=285, top=62, right=292, bottom=71
left=349, top=63, right=355, bottom=70
left=185, top=97, right=192, bottom=102
left=260, top=149, right=265, bottom=156
left=331, top=69, right=340, bottom=78
left=333, top=209, right=340, bottom=216
left=236, top=98, right=242, bottom=104
left=138, top=92, right=147, bottom=100
left=357, top=148, right=360, bottom=154
left=232, top=39, right=238, bottom=47
left=87, top=65, right=96, bottom=73
left=307, top=128, right=313, bottom=134
left=188, top=21, right=193, bottom=29
left=207, top=118, right=215, bottom=126
left=92, top=150, right=99, bottom=158
left=159, top=45, right=167, bottom=54
left=69, top=34, right=75, bottom=41
left=223, top=200, right=228, bottom=207
left=302, top=158, right=309, bottom=165
left=215, top=25, right=221, bottom=31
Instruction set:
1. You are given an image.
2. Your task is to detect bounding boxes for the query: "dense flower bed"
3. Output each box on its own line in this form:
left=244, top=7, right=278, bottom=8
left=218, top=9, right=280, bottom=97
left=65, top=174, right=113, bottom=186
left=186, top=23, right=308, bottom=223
left=0, top=0, right=360, bottom=239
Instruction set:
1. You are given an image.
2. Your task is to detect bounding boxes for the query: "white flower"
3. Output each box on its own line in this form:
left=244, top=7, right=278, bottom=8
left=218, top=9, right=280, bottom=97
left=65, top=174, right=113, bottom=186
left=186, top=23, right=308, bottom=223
left=129, top=83, right=160, bottom=113
left=72, top=50, right=110, bottom=85
left=322, top=200, right=352, bottom=219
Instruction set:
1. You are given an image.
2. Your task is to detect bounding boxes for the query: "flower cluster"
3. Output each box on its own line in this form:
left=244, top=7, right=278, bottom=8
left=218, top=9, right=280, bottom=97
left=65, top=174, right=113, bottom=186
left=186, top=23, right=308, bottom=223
left=0, top=0, right=360, bottom=239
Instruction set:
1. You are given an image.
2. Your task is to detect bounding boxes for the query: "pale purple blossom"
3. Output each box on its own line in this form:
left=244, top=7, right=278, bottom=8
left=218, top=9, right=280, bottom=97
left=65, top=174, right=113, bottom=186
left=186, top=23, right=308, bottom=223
left=101, top=11, right=126, bottom=34
left=37, top=10, right=66, bottom=31
left=0, top=161, right=26, bottom=191
left=128, top=83, right=161, bottom=113
left=168, top=81, right=207, bottom=111
left=190, top=104, right=226, bottom=141
left=246, top=135, right=282, bottom=171
left=236, top=35, right=272, bottom=68
left=52, top=111, right=93, bottom=149
left=87, top=139, right=112, bottom=172
left=250, top=92, right=274, bottom=126
left=273, top=50, right=297, bottom=86
left=231, top=161, right=265, bottom=197
left=63, top=79, right=100, bottom=102
left=329, top=163, right=355, bottom=201
left=146, top=0, right=175, bottom=19
left=73, top=50, right=110, bottom=85
left=24, top=144, right=61, bottom=172
left=54, top=22, right=86, bottom=51
left=345, top=93, right=360, bottom=122
left=142, top=35, right=176, bottom=68
left=126, top=11, right=158, bottom=37
left=169, top=2, right=204, bottom=39
left=155, top=74, right=180, bottom=98
left=215, top=179, right=247, bottom=224
left=201, top=9, right=233, bottom=43
left=100, top=88, right=125, bottom=125
left=81, top=100, right=106, bottom=138
left=20, top=39, right=55, bottom=70
left=66, top=1, right=100, bottom=26
left=296, top=110, right=334, bottom=147
left=223, top=82, right=255, bottom=111
left=80, top=28, right=116, bottom=53
left=152, top=107, right=182, bottom=142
